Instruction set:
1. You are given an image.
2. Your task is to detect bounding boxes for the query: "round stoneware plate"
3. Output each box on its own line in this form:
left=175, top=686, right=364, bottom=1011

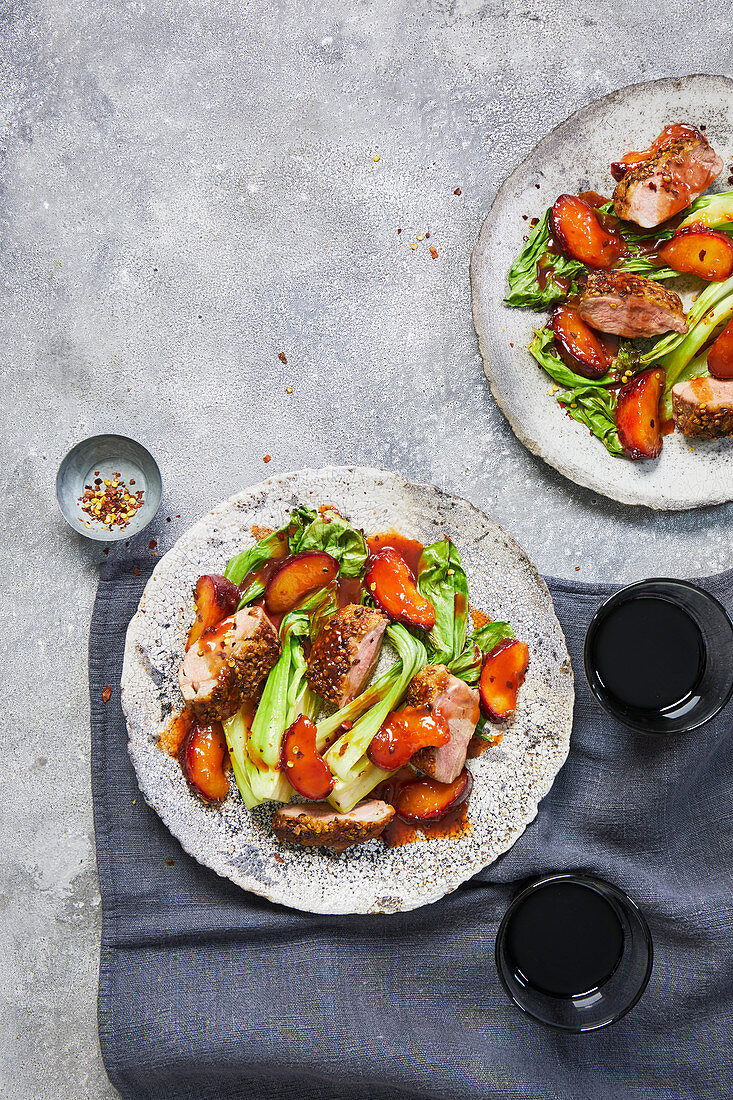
left=122, top=467, right=574, bottom=914
left=471, top=74, right=733, bottom=510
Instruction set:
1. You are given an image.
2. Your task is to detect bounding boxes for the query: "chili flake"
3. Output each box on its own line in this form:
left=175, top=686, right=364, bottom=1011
left=453, top=187, right=462, bottom=195
left=263, top=454, right=271, bottom=463
left=78, top=471, right=144, bottom=532
left=429, top=246, right=438, bottom=259
left=102, top=685, right=112, bottom=703
left=278, top=352, right=287, bottom=364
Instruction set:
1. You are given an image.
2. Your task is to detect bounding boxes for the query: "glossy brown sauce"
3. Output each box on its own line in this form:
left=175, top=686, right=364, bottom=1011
left=367, top=531, right=425, bottom=576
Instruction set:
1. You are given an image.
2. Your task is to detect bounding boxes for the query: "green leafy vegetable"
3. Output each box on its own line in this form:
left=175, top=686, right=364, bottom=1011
left=328, top=758, right=395, bottom=814
left=324, top=625, right=426, bottom=782
left=528, top=327, right=612, bottom=390
left=678, top=189, right=733, bottom=233
left=247, top=611, right=311, bottom=796
left=416, top=539, right=468, bottom=664
left=641, top=274, right=733, bottom=401
left=225, top=507, right=316, bottom=595
left=528, top=328, right=623, bottom=457
left=449, top=621, right=514, bottom=684
left=292, top=507, right=368, bottom=578
left=505, top=210, right=586, bottom=311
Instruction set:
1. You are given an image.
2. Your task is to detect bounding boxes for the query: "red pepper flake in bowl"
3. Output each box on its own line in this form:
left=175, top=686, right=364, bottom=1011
left=78, top=472, right=144, bottom=532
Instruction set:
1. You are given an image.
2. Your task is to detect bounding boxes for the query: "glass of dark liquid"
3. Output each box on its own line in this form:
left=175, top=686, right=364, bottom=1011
left=495, top=873, right=653, bottom=1031
left=584, top=579, right=733, bottom=735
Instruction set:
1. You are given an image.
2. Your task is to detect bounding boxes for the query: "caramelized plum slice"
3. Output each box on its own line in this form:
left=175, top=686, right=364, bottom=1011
left=186, top=574, right=241, bottom=650
left=552, top=306, right=617, bottom=380
left=479, top=639, right=530, bottom=722
left=658, top=228, right=733, bottom=281
left=265, top=552, right=339, bottom=615
left=393, top=768, right=473, bottom=823
left=365, top=547, right=436, bottom=630
left=367, top=705, right=450, bottom=770
left=615, top=367, right=665, bottom=459
left=708, top=317, right=733, bottom=380
left=281, top=715, right=335, bottom=800
left=551, top=194, right=626, bottom=268
left=179, top=721, right=230, bottom=803
left=610, top=123, right=701, bottom=181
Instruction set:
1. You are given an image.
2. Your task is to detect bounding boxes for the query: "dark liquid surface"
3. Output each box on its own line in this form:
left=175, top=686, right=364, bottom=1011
left=506, top=882, right=624, bottom=998
left=591, top=596, right=704, bottom=712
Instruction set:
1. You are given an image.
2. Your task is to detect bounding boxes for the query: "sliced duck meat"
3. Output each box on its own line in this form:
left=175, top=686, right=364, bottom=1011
left=406, top=664, right=480, bottom=784
left=672, top=376, right=733, bottom=439
left=306, top=603, right=388, bottom=707
left=613, top=134, right=723, bottom=228
left=271, top=799, right=395, bottom=852
left=178, top=606, right=280, bottom=721
left=578, top=271, right=688, bottom=338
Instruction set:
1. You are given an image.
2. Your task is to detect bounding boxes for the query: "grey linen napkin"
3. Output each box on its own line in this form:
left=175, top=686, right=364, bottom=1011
left=90, top=561, right=733, bottom=1100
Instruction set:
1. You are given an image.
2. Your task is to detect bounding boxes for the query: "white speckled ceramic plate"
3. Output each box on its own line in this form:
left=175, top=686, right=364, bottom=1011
left=471, top=74, right=733, bottom=510
left=122, top=467, right=573, bottom=914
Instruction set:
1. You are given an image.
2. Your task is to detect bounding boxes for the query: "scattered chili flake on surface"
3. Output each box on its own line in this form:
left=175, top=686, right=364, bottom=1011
left=102, top=686, right=112, bottom=703
left=129, top=479, right=135, bottom=485
left=166, top=516, right=171, bottom=522
left=166, top=859, right=175, bottom=866
left=397, top=227, right=402, bottom=234
left=425, top=231, right=430, bottom=238
left=278, top=352, right=287, bottom=364
left=575, top=566, right=581, bottom=571
left=535, top=182, right=540, bottom=189
left=453, top=187, right=462, bottom=195
left=149, top=539, right=157, bottom=549
left=530, top=217, right=539, bottom=227
left=263, top=454, right=271, bottom=463
left=509, top=342, right=514, bottom=348
left=429, top=246, right=438, bottom=259
left=286, top=386, right=293, bottom=394
left=522, top=214, right=528, bottom=221
left=133, top=568, right=141, bottom=576
left=274, top=854, right=285, bottom=863
left=77, top=471, right=144, bottom=531
left=103, top=547, right=109, bottom=555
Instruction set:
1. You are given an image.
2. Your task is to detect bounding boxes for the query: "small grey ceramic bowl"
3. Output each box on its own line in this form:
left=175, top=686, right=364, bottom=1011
left=56, top=434, right=162, bottom=543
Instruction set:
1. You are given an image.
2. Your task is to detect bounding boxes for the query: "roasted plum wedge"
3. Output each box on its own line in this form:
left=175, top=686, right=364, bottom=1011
left=708, top=317, right=733, bottom=380
left=179, top=721, right=230, bottom=804
left=550, top=194, right=626, bottom=269
left=265, top=551, right=339, bottom=615
left=365, top=547, right=436, bottom=630
left=552, top=305, right=617, bottom=380
left=281, top=715, right=334, bottom=800
left=657, top=228, right=733, bottom=282
left=615, top=367, right=665, bottom=459
left=186, top=574, right=241, bottom=651
left=367, top=705, right=451, bottom=770
left=393, top=768, right=473, bottom=824
left=479, top=639, right=530, bottom=722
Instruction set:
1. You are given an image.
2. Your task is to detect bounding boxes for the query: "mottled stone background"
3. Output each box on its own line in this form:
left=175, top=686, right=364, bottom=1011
left=0, top=1, right=730, bottom=1095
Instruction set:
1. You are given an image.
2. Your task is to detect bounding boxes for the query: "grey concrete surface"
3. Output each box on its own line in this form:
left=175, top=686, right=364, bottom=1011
left=1, top=1, right=731, bottom=1096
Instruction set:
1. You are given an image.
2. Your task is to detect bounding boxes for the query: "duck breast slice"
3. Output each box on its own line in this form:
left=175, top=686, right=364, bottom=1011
left=178, top=606, right=280, bottom=721
left=406, top=664, right=480, bottom=784
left=613, top=136, right=723, bottom=228
left=578, top=270, right=687, bottom=338
left=272, top=799, right=395, bottom=851
left=306, top=603, right=388, bottom=707
left=672, top=376, right=733, bottom=438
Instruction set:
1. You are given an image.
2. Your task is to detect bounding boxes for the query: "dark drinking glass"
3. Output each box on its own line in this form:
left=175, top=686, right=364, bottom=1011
left=584, top=579, right=733, bottom=735
left=495, top=874, right=652, bottom=1031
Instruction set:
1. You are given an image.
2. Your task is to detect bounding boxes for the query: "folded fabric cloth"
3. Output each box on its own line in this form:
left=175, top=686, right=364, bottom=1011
left=90, top=560, right=733, bottom=1100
